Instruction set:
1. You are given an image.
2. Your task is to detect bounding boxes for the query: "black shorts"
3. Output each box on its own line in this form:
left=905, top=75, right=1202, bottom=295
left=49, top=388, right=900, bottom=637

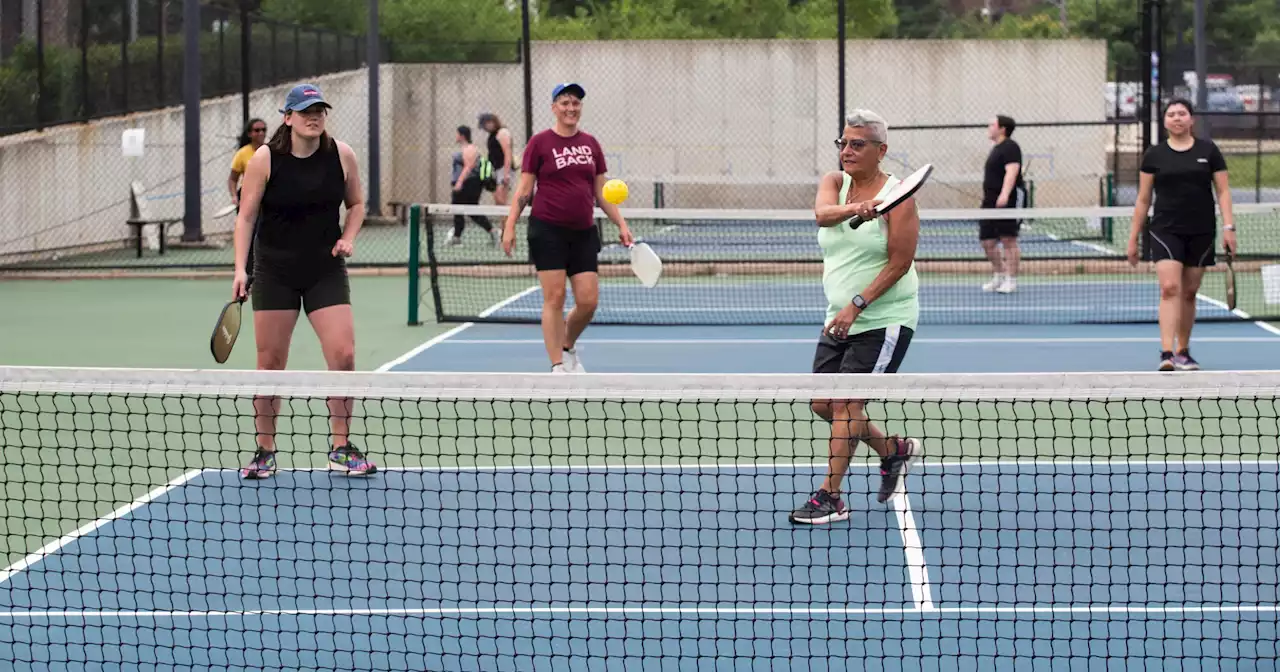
left=979, top=189, right=1027, bottom=240
left=528, top=215, right=601, bottom=276
left=813, top=325, right=914, bottom=374
left=251, top=253, right=351, bottom=314
left=1147, top=229, right=1217, bottom=267
left=979, top=218, right=1022, bottom=241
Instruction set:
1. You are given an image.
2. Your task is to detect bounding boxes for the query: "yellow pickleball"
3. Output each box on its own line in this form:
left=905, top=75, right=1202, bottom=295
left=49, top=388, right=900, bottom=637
left=603, top=178, right=629, bottom=205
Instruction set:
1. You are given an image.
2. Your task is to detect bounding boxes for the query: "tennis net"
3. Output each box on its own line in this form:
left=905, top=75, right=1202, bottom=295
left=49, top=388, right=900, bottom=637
left=2, top=366, right=1279, bottom=669
left=408, top=203, right=1280, bottom=327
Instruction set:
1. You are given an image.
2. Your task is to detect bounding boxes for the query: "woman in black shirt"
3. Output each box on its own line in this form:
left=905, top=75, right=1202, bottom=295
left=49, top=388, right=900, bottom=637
left=232, top=83, right=377, bottom=479
left=1127, top=99, right=1238, bottom=372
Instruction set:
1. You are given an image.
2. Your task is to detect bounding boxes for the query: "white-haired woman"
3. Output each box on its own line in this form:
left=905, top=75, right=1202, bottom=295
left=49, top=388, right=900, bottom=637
left=789, top=109, right=926, bottom=525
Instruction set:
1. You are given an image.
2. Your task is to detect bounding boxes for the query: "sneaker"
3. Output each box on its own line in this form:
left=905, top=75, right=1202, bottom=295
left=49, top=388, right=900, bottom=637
left=551, top=363, right=568, bottom=374
left=446, top=232, right=462, bottom=246
left=328, top=442, right=377, bottom=476
left=240, top=448, right=277, bottom=480
left=1159, top=351, right=1176, bottom=372
left=563, top=347, right=585, bottom=373
left=996, top=277, right=1017, bottom=294
left=788, top=489, right=850, bottom=525
left=877, top=437, right=923, bottom=504
left=1173, top=351, right=1200, bottom=371
left=488, top=229, right=501, bottom=248
left=982, top=274, right=1005, bottom=292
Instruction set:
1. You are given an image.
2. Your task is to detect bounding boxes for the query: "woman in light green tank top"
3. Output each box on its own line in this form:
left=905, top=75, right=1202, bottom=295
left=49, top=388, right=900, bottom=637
left=788, top=109, right=927, bottom=525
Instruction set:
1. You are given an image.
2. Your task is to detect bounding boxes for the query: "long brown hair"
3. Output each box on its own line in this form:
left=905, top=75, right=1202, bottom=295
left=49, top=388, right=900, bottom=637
left=267, top=114, right=334, bottom=154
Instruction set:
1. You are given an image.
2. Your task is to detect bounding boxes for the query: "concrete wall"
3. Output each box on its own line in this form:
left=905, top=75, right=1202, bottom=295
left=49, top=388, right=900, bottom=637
left=0, top=39, right=1107, bottom=260
left=410, top=39, right=1108, bottom=210
left=0, top=69, right=394, bottom=259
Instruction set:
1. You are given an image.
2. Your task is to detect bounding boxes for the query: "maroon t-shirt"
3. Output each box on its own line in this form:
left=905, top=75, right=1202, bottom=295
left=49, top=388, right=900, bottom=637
left=522, top=129, right=607, bottom=230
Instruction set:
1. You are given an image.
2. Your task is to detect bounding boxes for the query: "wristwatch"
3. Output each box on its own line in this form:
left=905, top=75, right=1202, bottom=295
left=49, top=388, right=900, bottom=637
left=852, top=295, right=868, bottom=310
left=1224, top=225, right=1236, bottom=232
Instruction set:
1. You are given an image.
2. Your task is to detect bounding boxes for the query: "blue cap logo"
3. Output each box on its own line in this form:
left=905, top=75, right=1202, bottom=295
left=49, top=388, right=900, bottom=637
left=280, top=83, right=331, bottom=114
left=552, top=82, right=586, bottom=101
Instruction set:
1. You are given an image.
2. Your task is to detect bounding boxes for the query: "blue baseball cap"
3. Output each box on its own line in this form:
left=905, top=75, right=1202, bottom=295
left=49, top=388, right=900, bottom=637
left=552, top=82, right=586, bottom=101
left=279, top=83, right=331, bottom=113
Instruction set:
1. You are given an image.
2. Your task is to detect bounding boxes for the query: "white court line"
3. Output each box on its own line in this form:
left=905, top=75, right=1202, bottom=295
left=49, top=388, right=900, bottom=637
left=892, top=492, right=935, bottom=611
left=430, top=336, right=1280, bottom=345
left=482, top=305, right=1165, bottom=314
left=239, top=458, right=1280, bottom=474
left=0, top=469, right=206, bottom=588
left=376, top=286, right=542, bottom=371
left=3, top=605, right=1278, bottom=619
left=1195, top=293, right=1280, bottom=338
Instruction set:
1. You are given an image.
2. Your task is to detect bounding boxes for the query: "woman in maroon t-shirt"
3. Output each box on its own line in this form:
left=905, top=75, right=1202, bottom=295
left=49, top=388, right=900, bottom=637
left=501, top=82, right=634, bottom=373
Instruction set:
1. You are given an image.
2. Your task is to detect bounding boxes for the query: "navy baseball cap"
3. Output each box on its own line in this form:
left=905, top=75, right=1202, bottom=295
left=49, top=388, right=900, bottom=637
left=279, top=83, right=331, bottom=113
left=552, top=82, right=585, bottom=101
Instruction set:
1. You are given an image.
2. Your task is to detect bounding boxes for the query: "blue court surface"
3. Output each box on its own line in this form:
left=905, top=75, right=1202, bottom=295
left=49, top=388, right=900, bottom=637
left=382, top=320, right=1280, bottom=374
left=2, top=462, right=1277, bottom=670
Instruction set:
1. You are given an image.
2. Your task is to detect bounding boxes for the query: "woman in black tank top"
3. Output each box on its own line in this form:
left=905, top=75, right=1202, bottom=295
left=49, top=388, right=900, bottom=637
left=479, top=112, right=514, bottom=205
left=231, top=83, right=378, bottom=480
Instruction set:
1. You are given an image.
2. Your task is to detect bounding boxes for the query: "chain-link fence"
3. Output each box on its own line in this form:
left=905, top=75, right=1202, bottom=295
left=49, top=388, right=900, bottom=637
left=0, top=1, right=369, bottom=137
left=0, top=0, right=1208, bottom=274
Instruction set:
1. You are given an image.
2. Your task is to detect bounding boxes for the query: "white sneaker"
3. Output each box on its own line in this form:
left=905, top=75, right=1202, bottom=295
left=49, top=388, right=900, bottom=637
left=551, top=363, right=568, bottom=374
left=446, top=231, right=461, bottom=246
left=997, top=277, right=1017, bottom=294
left=562, top=347, right=585, bottom=373
left=982, top=274, right=1005, bottom=292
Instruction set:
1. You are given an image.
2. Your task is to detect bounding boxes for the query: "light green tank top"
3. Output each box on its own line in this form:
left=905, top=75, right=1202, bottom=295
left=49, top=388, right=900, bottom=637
left=817, top=172, right=920, bottom=334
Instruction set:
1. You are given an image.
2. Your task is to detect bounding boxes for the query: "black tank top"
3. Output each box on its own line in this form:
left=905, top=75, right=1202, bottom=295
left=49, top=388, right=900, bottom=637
left=257, top=140, right=346, bottom=258
left=487, top=131, right=506, bottom=167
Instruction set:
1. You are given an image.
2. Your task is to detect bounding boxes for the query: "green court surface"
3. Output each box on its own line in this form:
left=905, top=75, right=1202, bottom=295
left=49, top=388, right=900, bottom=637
left=0, top=275, right=450, bottom=371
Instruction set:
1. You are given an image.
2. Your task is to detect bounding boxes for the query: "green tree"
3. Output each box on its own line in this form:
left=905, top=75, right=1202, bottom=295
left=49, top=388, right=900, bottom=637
left=259, top=0, right=364, bottom=32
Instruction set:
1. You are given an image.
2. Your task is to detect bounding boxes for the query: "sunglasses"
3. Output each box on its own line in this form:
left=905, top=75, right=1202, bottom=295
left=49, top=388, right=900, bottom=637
left=833, top=138, right=882, bottom=151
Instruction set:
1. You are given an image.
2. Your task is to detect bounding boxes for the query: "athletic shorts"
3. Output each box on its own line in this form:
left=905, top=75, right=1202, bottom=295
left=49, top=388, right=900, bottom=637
left=979, top=190, right=1026, bottom=240
left=528, top=215, right=601, bottom=276
left=251, top=253, right=351, bottom=314
left=1147, top=229, right=1217, bottom=267
left=813, top=325, right=914, bottom=375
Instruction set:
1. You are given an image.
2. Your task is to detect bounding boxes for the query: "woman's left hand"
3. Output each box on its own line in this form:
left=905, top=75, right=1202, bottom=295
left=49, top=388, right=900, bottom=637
left=825, top=303, right=861, bottom=339
left=332, top=239, right=355, bottom=258
left=619, top=224, right=635, bottom=247
left=1223, top=229, right=1238, bottom=256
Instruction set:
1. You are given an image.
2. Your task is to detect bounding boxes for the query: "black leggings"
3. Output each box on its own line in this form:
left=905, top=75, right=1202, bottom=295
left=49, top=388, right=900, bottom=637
left=451, top=178, right=492, bottom=236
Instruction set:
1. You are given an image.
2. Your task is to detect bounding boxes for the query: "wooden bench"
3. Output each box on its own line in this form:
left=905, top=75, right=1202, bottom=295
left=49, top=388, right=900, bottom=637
left=126, top=182, right=183, bottom=258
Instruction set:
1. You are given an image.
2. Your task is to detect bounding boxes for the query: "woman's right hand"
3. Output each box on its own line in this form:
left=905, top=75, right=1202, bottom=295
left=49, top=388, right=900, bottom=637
left=501, top=225, right=517, bottom=257
left=232, top=269, right=250, bottom=301
left=1126, top=238, right=1140, bottom=266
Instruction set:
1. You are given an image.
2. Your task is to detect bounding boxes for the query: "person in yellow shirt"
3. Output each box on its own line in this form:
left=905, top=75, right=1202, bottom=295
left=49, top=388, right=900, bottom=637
left=228, top=118, right=268, bottom=207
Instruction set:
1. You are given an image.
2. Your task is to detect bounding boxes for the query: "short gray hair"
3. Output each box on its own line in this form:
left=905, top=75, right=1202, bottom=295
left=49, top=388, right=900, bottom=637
left=844, top=109, right=888, bottom=143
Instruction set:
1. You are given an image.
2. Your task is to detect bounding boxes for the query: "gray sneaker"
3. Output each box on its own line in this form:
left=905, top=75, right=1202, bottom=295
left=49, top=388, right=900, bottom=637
left=1172, top=351, right=1200, bottom=371
left=877, top=437, right=923, bottom=504
left=788, top=489, right=850, bottom=525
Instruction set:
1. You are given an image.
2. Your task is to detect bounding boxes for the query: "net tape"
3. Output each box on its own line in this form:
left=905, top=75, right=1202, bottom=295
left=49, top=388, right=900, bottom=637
left=422, top=203, right=1280, bottom=223
left=4, top=366, right=1280, bottom=402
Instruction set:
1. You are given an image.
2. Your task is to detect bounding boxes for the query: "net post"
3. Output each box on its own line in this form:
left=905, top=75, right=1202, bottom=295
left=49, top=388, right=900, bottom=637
left=407, top=204, right=421, bottom=325
left=423, top=207, right=447, bottom=323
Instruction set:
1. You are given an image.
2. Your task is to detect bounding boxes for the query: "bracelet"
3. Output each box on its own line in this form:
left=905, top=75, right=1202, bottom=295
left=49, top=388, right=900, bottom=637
left=1224, top=225, right=1236, bottom=232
